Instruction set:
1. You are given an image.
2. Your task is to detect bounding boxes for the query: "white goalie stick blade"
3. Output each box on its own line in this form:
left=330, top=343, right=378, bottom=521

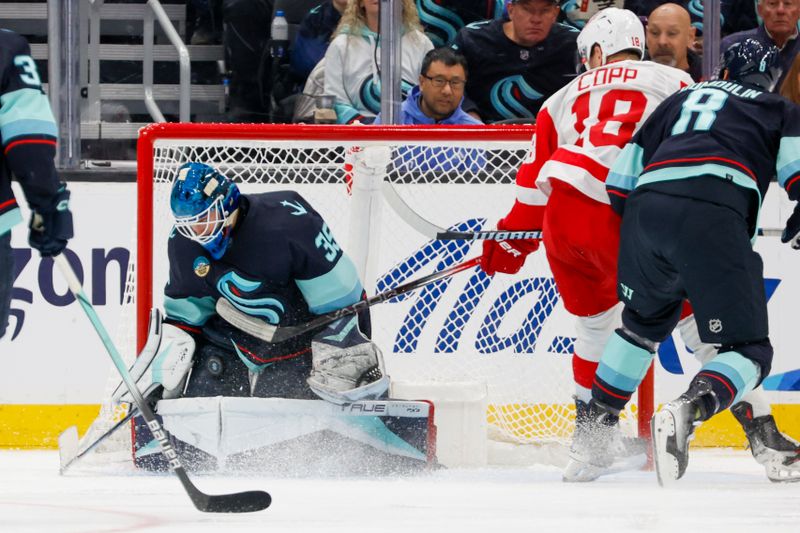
left=380, top=181, right=541, bottom=241
left=217, top=298, right=278, bottom=342
left=58, top=426, right=80, bottom=475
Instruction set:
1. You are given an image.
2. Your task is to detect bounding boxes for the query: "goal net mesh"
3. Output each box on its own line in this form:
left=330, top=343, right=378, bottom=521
left=80, top=125, right=643, bottom=468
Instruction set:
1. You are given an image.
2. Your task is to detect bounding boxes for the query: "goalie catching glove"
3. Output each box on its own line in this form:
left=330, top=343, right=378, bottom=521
left=307, top=316, right=389, bottom=404
left=112, top=309, right=196, bottom=405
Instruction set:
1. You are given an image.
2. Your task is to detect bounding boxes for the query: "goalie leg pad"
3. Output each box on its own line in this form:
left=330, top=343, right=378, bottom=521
left=308, top=317, right=390, bottom=405
left=112, top=322, right=196, bottom=404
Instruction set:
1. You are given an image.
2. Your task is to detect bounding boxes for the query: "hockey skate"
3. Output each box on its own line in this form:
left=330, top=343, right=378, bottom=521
left=651, top=377, right=718, bottom=485
left=563, top=400, right=647, bottom=482
left=731, top=402, right=800, bottom=483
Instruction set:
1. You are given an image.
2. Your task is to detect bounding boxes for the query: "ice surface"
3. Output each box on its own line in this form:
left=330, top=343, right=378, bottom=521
left=0, top=449, right=797, bottom=532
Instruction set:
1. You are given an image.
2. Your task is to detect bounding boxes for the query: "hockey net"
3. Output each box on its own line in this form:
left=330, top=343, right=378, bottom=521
left=84, top=123, right=651, bottom=468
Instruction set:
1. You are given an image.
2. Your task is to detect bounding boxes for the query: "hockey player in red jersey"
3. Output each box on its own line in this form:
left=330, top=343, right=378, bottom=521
left=480, top=7, right=693, bottom=480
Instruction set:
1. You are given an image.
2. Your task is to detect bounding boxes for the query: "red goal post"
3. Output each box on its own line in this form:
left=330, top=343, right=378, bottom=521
left=134, top=122, right=654, bottom=459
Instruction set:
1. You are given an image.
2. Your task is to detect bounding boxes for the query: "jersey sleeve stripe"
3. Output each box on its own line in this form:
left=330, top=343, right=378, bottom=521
left=0, top=208, right=23, bottom=235
left=0, top=88, right=58, bottom=141
left=164, top=295, right=217, bottom=326
left=777, top=137, right=800, bottom=189
left=4, top=138, right=57, bottom=155
left=295, top=253, right=363, bottom=314
left=644, top=156, right=756, bottom=181
left=606, top=143, right=644, bottom=193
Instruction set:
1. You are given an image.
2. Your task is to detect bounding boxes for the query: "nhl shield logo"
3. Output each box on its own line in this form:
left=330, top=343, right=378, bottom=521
left=193, top=256, right=211, bottom=278
left=520, top=50, right=529, bottom=61
left=708, top=319, right=723, bottom=334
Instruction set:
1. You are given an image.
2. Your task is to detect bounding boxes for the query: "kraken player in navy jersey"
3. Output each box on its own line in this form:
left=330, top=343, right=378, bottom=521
left=1, top=30, right=73, bottom=340
left=126, top=162, right=388, bottom=409
left=574, top=39, right=800, bottom=484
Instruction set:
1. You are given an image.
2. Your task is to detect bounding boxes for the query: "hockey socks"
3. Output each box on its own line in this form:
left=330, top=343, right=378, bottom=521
left=697, top=351, right=761, bottom=412
left=591, top=329, right=656, bottom=412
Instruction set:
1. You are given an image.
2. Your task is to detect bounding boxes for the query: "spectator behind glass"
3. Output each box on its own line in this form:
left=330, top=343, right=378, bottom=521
left=374, top=47, right=482, bottom=125
left=627, top=1, right=759, bottom=39
left=324, top=0, right=434, bottom=124
left=290, top=0, right=348, bottom=86
left=451, top=0, right=578, bottom=123
left=375, top=48, right=487, bottom=174
left=415, top=0, right=506, bottom=46
left=779, top=49, right=800, bottom=102
left=721, top=0, right=800, bottom=92
left=645, top=3, right=702, bottom=81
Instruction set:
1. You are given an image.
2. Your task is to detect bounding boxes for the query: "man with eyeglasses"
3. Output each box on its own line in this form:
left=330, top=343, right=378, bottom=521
left=374, top=47, right=482, bottom=125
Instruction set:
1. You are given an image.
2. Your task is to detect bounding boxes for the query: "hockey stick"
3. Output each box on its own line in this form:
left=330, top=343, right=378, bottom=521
left=381, top=180, right=790, bottom=239
left=217, top=256, right=482, bottom=344
left=58, top=407, right=138, bottom=474
left=54, top=254, right=271, bottom=513
left=380, top=181, right=541, bottom=241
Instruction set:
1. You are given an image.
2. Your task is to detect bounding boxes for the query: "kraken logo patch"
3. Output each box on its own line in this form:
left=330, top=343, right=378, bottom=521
left=193, top=256, right=211, bottom=278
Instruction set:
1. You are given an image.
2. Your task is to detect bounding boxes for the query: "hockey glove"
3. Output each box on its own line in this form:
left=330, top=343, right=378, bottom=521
left=308, top=316, right=389, bottom=404
left=480, top=217, right=540, bottom=276
left=781, top=203, right=800, bottom=250
left=29, top=183, right=73, bottom=257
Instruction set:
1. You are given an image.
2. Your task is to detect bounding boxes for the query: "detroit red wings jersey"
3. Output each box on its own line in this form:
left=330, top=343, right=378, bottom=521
left=504, top=60, right=692, bottom=230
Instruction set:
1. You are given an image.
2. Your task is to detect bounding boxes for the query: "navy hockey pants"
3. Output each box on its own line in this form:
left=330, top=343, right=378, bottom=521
left=617, top=190, right=770, bottom=372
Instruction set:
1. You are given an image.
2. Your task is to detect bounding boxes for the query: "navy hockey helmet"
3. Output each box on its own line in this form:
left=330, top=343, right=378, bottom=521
left=716, top=38, right=782, bottom=92
left=169, top=162, right=241, bottom=259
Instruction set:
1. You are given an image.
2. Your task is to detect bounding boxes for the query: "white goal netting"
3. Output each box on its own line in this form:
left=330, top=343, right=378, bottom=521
left=79, top=124, right=646, bottom=468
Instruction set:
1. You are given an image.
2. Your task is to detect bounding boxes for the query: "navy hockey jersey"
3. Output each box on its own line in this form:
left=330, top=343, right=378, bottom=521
left=607, top=79, right=800, bottom=238
left=164, top=191, right=363, bottom=332
left=451, top=19, right=578, bottom=123
left=416, top=0, right=505, bottom=46
left=0, top=30, right=60, bottom=236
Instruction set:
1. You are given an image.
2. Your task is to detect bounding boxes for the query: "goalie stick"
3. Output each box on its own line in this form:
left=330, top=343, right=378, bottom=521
left=58, top=407, right=138, bottom=474
left=217, top=256, right=481, bottom=344
left=54, top=254, right=271, bottom=513
left=381, top=180, right=785, bottom=239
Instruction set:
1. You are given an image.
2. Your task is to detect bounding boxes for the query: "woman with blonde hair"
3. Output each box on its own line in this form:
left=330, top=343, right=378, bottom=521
left=323, top=0, right=434, bottom=123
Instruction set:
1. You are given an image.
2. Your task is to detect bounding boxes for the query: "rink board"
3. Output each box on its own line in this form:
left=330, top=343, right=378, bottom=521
left=1, top=181, right=799, bottom=448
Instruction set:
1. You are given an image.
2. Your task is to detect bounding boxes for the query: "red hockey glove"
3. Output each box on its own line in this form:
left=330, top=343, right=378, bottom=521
left=480, top=218, right=540, bottom=276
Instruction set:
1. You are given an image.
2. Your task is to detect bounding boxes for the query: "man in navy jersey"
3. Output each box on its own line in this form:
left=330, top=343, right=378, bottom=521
left=0, top=30, right=73, bottom=341
left=581, top=38, right=800, bottom=484
left=451, top=0, right=578, bottom=122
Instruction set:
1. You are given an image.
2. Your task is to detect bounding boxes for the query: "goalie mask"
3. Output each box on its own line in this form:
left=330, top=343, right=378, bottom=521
left=170, top=162, right=241, bottom=259
left=716, top=38, right=782, bottom=92
left=576, top=7, right=644, bottom=70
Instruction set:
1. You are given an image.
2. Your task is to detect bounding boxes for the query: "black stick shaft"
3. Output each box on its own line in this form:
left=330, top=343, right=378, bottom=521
left=270, top=256, right=481, bottom=343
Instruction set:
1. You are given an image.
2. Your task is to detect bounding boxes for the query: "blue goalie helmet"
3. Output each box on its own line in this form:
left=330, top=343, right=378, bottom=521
left=717, top=38, right=782, bottom=92
left=169, top=162, right=241, bottom=259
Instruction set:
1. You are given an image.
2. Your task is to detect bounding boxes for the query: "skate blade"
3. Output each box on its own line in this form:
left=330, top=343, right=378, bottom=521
left=766, top=460, right=800, bottom=483
left=652, top=410, right=680, bottom=487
